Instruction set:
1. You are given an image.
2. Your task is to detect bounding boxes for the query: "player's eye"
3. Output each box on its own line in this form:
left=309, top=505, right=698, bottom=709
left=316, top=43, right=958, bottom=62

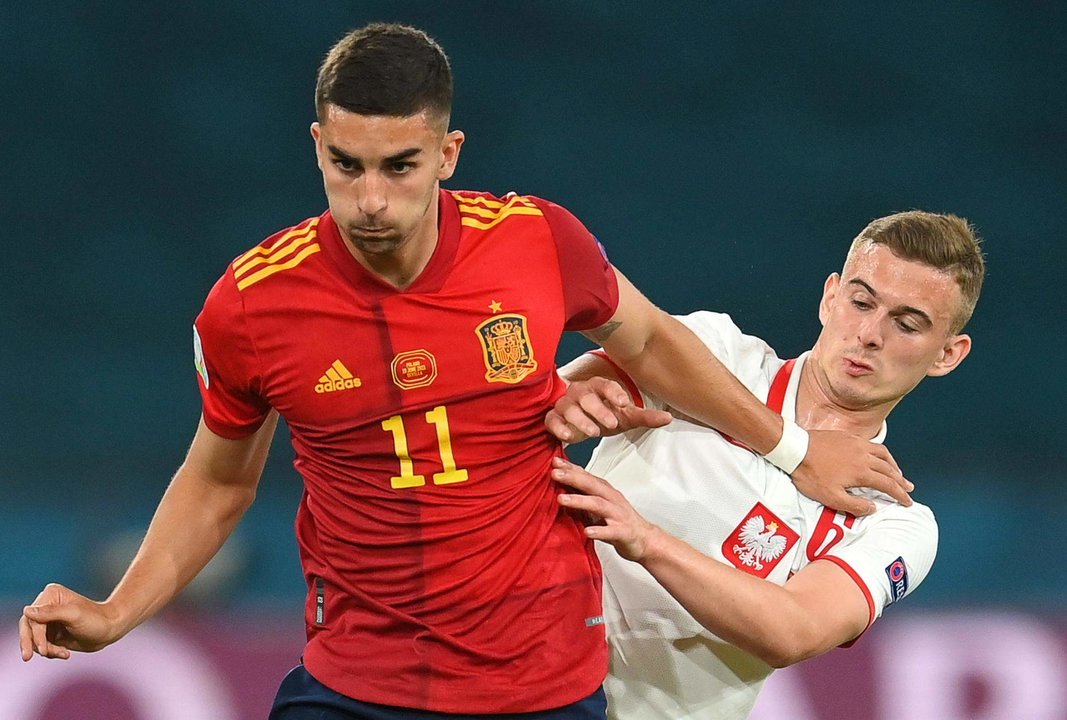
left=333, top=157, right=359, bottom=173
left=390, top=161, right=414, bottom=175
left=851, top=299, right=872, bottom=311
left=895, top=318, right=919, bottom=333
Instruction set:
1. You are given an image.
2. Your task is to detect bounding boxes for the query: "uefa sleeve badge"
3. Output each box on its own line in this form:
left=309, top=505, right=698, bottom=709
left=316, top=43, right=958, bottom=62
left=193, top=324, right=210, bottom=389
left=884, top=556, right=909, bottom=605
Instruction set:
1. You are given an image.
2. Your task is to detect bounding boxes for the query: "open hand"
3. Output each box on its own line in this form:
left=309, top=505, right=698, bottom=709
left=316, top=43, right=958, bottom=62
left=551, top=457, right=658, bottom=562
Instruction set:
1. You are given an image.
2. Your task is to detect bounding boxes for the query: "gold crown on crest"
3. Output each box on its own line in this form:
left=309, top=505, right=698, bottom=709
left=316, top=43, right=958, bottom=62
left=490, top=320, right=516, bottom=336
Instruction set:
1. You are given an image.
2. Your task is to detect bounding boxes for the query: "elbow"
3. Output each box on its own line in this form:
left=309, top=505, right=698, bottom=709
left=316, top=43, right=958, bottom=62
left=745, top=632, right=821, bottom=669
left=763, top=646, right=807, bottom=669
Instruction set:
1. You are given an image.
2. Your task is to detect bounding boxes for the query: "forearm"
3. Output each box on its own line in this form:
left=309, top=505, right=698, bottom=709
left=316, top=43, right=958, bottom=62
left=603, top=310, right=783, bottom=454
left=104, top=467, right=256, bottom=636
left=639, top=527, right=823, bottom=668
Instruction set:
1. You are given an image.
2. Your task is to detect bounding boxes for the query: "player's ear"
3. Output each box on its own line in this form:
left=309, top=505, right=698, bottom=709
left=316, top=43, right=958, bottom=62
left=310, top=122, right=324, bottom=171
left=927, top=333, right=971, bottom=377
left=818, top=273, right=840, bottom=326
left=438, top=130, right=464, bottom=181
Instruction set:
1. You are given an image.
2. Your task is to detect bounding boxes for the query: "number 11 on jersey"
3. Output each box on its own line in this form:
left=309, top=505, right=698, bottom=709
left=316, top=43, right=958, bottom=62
left=382, top=405, right=470, bottom=489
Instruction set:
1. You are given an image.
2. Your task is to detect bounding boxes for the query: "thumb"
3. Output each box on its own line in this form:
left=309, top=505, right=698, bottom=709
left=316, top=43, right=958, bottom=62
left=620, top=406, right=672, bottom=429
left=24, top=601, right=80, bottom=625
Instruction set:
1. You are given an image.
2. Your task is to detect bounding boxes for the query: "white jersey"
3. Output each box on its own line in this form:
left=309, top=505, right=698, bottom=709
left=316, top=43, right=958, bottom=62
left=587, top=311, right=938, bottom=720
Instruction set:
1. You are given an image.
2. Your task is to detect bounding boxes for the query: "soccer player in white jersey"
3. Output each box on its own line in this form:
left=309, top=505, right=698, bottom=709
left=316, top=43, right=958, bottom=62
left=545, top=210, right=985, bottom=720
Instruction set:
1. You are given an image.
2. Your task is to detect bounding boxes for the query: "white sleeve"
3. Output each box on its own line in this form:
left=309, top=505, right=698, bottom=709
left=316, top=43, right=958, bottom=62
left=822, top=502, right=939, bottom=623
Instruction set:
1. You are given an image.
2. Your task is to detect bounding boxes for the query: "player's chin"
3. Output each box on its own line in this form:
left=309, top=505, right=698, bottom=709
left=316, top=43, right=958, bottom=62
left=351, top=233, right=402, bottom=254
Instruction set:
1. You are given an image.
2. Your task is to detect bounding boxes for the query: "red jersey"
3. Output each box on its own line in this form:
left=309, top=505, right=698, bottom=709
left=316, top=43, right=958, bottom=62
left=193, top=189, right=618, bottom=712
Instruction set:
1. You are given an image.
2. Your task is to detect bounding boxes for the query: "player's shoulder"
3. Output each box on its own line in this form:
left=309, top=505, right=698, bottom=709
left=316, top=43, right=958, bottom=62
left=862, top=496, right=938, bottom=535
left=223, top=213, right=326, bottom=293
left=675, top=310, right=743, bottom=338
left=674, top=311, right=779, bottom=378
left=448, top=189, right=550, bottom=231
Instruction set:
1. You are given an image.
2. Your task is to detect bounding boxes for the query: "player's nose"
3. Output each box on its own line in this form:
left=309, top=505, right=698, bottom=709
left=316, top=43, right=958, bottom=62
left=856, top=312, right=884, bottom=349
left=356, top=172, right=388, bottom=215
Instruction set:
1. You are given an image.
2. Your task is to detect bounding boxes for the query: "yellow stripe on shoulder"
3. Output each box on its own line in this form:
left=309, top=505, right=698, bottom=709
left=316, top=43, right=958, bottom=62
left=233, top=228, right=319, bottom=280
left=452, top=192, right=538, bottom=210
left=236, top=243, right=321, bottom=291
left=456, top=194, right=543, bottom=231
left=233, top=218, right=320, bottom=269
left=459, top=208, right=543, bottom=231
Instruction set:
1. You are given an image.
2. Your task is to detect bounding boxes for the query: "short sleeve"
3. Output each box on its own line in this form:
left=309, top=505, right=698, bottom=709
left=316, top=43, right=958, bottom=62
left=822, top=502, right=939, bottom=623
left=193, top=270, right=271, bottom=438
left=531, top=197, right=619, bottom=331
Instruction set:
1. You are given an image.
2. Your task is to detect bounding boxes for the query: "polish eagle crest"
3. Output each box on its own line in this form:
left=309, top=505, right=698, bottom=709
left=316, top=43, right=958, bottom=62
left=732, top=516, right=789, bottom=571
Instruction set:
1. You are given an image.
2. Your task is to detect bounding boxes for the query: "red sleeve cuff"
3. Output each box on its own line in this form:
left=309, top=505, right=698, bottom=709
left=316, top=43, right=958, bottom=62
left=815, top=555, right=876, bottom=648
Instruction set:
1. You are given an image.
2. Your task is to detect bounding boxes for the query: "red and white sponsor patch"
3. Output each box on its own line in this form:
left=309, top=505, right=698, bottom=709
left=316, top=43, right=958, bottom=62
left=722, top=502, right=800, bottom=578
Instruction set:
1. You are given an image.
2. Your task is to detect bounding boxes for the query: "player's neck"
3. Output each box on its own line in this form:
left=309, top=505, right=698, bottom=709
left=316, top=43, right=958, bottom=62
left=794, top=359, right=896, bottom=440
left=347, top=197, right=441, bottom=290
left=355, top=236, right=437, bottom=290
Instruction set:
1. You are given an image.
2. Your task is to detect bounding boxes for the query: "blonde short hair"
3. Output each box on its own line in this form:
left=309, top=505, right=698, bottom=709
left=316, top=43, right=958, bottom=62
left=847, top=211, right=985, bottom=332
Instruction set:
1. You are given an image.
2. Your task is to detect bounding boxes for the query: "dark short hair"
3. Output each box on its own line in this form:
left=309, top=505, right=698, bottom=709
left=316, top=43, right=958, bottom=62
left=848, top=211, right=985, bottom=332
left=315, top=23, right=453, bottom=125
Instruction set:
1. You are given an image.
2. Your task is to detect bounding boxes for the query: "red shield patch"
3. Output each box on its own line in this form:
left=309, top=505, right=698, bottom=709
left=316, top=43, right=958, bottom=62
left=722, top=502, right=800, bottom=579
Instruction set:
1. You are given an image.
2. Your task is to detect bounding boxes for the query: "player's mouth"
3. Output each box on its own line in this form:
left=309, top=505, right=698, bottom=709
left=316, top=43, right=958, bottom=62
left=843, top=357, right=874, bottom=376
left=353, top=226, right=391, bottom=236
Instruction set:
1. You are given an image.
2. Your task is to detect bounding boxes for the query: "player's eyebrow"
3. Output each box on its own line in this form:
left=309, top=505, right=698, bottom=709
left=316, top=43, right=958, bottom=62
left=326, top=145, right=422, bottom=164
left=848, top=279, right=933, bottom=327
left=383, top=148, right=422, bottom=163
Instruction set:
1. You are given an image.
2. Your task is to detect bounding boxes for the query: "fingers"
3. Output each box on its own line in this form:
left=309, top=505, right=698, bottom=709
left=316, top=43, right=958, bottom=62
left=22, top=608, right=71, bottom=660
left=22, top=590, right=79, bottom=660
left=545, top=409, right=587, bottom=443
left=862, top=451, right=913, bottom=507
left=551, top=457, right=601, bottom=494
left=549, top=378, right=636, bottom=440
left=561, top=383, right=628, bottom=437
left=830, top=492, right=877, bottom=517
left=559, top=398, right=610, bottom=438
left=876, top=443, right=904, bottom=478
left=18, top=613, right=33, bottom=661
left=587, top=377, right=632, bottom=408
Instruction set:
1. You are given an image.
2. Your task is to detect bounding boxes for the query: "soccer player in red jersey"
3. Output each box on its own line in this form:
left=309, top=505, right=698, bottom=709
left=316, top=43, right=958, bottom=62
left=18, top=23, right=913, bottom=719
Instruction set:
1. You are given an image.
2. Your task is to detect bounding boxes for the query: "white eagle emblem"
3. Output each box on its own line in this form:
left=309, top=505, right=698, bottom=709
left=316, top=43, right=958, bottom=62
left=732, top=516, right=788, bottom=571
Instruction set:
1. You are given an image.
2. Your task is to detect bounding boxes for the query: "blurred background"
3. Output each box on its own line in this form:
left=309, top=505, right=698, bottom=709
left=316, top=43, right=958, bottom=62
left=3, top=2, right=1065, bottom=718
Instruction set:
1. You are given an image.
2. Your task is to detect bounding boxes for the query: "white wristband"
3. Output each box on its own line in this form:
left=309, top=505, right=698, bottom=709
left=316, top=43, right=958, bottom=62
left=764, top=419, right=809, bottom=474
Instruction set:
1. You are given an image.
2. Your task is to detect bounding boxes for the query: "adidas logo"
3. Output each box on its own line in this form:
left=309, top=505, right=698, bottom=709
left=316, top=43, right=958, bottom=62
left=315, top=360, right=362, bottom=394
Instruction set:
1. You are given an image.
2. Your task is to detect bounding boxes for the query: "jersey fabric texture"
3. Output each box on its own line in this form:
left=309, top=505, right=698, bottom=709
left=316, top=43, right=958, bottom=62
left=585, top=311, right=938, bottom=720
left=193, top=190, right=619, bottom=713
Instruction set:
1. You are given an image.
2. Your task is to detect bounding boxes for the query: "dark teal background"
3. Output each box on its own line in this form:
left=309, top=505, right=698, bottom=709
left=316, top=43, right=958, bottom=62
left=3, top=3, right=1064, bottom=609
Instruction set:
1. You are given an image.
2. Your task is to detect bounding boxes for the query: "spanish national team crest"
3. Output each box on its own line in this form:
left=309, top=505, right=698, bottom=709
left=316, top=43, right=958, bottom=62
left=722, top=502, right=800, bottom=579
left=476, top=313, right=538, bottom=384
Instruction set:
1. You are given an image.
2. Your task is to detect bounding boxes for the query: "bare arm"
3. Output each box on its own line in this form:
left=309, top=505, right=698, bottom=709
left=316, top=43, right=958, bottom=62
left=585, top=270, right=784, bottom=454
left=19, top=413, right=278, bottom=660
left=566, top=268, right=912, bottom=516
left=552, top=458, right=870, bottom=667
